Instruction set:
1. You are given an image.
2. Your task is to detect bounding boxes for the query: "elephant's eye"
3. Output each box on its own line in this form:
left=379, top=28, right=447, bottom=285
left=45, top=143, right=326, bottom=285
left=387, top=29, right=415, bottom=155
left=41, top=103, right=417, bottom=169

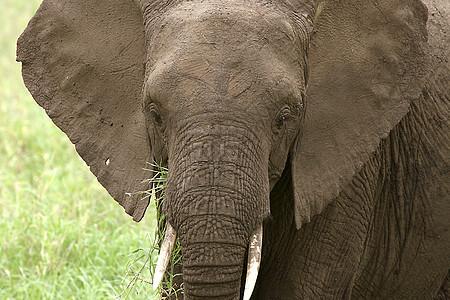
left=148, top=103, right=163, bottom=125
left=274, top=105, right=292, bottom=130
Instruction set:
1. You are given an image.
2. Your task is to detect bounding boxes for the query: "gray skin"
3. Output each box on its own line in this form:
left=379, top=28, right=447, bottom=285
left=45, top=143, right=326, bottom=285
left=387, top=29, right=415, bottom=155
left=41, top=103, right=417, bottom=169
left=17, top=0, right=449, bottom=299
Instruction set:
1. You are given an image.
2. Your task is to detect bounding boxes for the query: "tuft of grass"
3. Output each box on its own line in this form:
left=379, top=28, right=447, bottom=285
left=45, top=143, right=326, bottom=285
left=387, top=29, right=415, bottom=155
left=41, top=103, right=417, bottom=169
left=120, top=163, right=184, bottom=299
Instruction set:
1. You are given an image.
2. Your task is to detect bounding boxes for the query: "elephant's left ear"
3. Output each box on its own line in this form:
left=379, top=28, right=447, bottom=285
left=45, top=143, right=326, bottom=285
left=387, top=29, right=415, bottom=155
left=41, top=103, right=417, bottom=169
left=290, top=0, right=428, bottom=229
left=17, top=0, right=153, bottom=221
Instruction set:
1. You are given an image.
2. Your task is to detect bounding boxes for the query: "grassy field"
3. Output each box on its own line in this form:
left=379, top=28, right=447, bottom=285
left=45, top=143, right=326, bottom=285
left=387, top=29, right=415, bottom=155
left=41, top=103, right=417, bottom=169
left=0, top=0, right=157, bottom=298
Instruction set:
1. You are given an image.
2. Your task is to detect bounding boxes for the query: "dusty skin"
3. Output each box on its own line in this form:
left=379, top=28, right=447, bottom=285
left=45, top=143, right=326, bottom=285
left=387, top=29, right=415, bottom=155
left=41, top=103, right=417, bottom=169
left=17, top=0, right=448, bottom=299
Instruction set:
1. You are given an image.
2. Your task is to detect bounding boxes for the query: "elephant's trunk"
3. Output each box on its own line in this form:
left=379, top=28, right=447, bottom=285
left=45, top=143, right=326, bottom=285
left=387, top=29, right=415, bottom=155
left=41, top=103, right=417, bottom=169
left=180, top=215, right=247, bottom=299
left=154, top=223, right=263, bottom=299
left=161, top=121, right=270, bottom=299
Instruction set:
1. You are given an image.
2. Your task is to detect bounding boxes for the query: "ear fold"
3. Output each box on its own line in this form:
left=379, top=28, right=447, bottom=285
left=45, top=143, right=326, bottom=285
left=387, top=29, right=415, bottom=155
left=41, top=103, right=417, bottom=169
left=291, top=0, right=428, bottom=229
left=17, top=0, right=153, bottom=221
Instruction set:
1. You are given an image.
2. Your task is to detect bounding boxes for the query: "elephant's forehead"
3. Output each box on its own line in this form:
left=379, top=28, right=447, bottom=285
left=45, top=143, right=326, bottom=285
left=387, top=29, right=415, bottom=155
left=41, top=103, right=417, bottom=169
left=146, top=1, right=305, bottom=107
left=149, top=0, right=304, bottom=64
left=161, top=0, right=295, bottom=37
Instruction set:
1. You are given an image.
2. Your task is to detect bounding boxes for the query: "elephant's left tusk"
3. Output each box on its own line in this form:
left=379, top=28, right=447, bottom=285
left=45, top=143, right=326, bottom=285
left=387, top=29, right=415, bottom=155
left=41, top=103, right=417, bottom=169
left=153, top=223, right=177, bottom=291
left=243, top=224, right=263, bottom=300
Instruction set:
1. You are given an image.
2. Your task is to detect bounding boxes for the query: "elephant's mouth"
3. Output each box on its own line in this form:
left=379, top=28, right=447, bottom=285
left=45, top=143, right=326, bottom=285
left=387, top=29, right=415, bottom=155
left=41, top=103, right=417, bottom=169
left=153, top=223, right=263, bottom=300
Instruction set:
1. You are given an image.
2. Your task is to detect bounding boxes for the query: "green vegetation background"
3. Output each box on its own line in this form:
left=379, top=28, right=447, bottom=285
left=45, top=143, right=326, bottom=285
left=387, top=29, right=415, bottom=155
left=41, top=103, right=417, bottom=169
left=0, top=1, right=157, bottom=298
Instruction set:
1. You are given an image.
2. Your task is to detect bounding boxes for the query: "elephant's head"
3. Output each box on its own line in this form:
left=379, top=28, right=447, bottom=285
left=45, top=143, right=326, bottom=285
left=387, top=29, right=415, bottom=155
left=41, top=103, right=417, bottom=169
left=18, top=0, right=426, bottom=298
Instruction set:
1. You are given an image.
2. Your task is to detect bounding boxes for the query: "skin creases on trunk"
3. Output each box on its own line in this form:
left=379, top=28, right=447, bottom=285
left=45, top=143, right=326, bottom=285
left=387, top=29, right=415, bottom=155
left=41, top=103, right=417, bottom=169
left=164, top=124, right=269, bottom=299
left=180, top=214, right=247, bottom=299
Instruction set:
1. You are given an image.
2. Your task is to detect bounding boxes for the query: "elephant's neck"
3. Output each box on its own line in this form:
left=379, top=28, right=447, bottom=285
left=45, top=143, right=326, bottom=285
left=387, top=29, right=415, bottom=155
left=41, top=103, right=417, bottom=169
left=353, top=88, right=449, bottom=297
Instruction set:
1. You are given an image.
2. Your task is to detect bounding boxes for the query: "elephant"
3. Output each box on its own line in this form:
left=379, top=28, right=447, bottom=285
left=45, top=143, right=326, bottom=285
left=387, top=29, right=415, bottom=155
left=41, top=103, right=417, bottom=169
left=17, top=0, right=449, bottom=299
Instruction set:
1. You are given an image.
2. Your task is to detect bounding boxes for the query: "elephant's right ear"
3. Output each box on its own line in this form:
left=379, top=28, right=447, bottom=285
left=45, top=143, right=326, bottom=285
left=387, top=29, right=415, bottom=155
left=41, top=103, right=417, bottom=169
left=290, top=0, right=427, bottom=229
left=17, top=0, right=153, bottom=221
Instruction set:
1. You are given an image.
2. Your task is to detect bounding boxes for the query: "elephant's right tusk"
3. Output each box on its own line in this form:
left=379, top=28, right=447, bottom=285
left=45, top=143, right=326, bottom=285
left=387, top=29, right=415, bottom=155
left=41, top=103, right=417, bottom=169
left=243, top=224, right=263, bottom=300
left=153, top=223, right=177, bottom=291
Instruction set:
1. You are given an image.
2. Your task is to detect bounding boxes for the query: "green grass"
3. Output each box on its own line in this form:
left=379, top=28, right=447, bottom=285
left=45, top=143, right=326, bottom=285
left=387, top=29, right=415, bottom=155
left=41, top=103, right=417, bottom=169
left=121, top=164, right=183, bottom=299
left=0, top=0, right=158, bottom=298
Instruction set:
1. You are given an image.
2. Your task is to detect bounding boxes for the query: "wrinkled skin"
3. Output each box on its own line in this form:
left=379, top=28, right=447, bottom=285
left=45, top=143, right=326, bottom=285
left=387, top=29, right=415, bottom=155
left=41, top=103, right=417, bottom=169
left=18, top=0, right=449, bottom=299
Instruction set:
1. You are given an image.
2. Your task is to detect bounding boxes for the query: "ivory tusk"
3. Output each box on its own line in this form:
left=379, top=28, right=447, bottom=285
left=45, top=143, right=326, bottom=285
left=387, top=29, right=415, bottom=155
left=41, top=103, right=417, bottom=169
left=153, top=223, right=177, bottom=291
left=243, top=225, right=263, bottom=300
